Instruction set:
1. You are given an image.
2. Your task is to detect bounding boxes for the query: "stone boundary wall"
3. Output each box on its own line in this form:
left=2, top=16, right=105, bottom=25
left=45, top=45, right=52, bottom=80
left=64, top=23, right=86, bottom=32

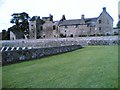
left=2, top=45, right=82, bottom=65
left=0, top=36, right=119, bottom=48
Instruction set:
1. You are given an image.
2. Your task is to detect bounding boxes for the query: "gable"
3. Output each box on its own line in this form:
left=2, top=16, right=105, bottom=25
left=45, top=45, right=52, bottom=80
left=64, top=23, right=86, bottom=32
left=98, top=10, right=113, bottom=21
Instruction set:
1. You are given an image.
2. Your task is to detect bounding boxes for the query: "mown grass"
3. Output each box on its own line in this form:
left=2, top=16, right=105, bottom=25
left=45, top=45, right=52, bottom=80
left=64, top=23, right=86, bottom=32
left=2, top=46, right=118, bottom=88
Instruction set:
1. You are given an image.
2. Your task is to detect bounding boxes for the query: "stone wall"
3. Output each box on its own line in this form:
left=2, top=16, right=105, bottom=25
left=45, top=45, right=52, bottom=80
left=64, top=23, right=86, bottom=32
left=2, top=45, right=82, bottom=65
left=1, top=36, right=119, bottom=48
left=1, top=36, right=119, bottom=65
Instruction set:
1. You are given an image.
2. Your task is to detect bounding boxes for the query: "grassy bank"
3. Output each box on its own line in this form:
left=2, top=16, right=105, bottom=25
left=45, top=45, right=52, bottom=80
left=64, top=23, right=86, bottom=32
left=2, top=46, right=118, bottom=88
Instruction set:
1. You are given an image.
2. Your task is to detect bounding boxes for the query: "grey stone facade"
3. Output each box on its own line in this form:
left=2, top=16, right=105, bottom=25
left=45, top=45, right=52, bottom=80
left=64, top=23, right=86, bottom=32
left=29, top=7, right=114, bottom=39
left=59, top=7, right=113, bottom=37
left=29, top=15, right=59, bottom=39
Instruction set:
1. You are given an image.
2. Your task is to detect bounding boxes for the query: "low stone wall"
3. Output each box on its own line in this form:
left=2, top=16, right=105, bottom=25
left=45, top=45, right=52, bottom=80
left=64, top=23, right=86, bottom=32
left=0, top=36, right=119, bottom=48
left=1, top=36, right=119, bottom=65
left=2, top=45, right=82, bottom=65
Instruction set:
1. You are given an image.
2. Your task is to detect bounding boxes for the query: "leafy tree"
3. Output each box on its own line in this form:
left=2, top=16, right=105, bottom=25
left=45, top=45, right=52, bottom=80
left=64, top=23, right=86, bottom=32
left=10, top=12, right=30, bottom=33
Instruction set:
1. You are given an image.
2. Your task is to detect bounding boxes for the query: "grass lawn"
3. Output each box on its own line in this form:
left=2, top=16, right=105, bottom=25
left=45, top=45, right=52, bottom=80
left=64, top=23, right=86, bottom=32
left=2, top=46, right=118, bottom=88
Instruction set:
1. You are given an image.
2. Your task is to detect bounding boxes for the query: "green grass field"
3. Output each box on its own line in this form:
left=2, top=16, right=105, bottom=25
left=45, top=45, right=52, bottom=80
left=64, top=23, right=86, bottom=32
left=2, top=46, right=118, bottom=88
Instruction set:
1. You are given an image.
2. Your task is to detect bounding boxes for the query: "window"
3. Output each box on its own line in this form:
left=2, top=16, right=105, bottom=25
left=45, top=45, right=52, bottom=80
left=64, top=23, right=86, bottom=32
left=70, top=34, right=73, bottom=37
left=41, top=26, right=43, bottom=30
left=76, top=25, right=78, bottom=28
left=65, top=25, right=67, bottom=28
left=43, top=35, right=45, bottom=38
left=31, top=24, right=34, bottom=27
left=99, top=27, right=101, bottom=30
left=99, top=20, right=101, bottom=24
left=107, top=20, right=109, bottom=24
left=53, top=26, right=56, bottom=30
left=65, top=30, right=66, bottom=32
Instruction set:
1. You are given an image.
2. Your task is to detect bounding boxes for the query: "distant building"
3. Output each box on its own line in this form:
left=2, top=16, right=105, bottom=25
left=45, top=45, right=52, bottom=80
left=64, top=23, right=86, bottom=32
left=29, top=15, right=59, bottom=39
left=29, top=16, right=44, bottom=39
left=10, top=31, right=16, bottom=40
left=29, top=7, right=114, bottom=39
left=59, top=7, right=113, bottom=37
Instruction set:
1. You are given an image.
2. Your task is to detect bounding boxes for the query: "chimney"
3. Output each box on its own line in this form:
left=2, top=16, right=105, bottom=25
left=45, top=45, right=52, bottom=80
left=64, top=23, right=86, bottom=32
left=81, top=14, right=85, bottom=19
left=103, top=7, right=106, bottom=11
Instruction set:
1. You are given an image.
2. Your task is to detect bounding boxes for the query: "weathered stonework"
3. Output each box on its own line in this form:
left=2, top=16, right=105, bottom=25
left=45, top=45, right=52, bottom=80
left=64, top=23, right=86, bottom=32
left=1, top=36, right=119, bottom=65
left=29, top=7, right=114, bottom=39
left=1, top=36, right=119, bottom=48
left=2, top=45, right=82, bottom=65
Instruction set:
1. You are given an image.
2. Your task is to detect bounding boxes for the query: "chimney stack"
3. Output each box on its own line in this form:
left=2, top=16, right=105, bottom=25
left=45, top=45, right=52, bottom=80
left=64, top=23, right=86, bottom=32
left=81, top=14, right=85, bottom=19
left=103, top=7, right=106, bottom=11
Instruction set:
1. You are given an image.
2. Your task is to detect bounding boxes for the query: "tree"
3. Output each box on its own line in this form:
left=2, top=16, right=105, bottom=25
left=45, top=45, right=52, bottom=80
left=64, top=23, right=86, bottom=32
left=117, top=21, right=120, bottom=29
left=10, top=12, right=30, bottom=32
left=10, top=12, right=30, bottom=39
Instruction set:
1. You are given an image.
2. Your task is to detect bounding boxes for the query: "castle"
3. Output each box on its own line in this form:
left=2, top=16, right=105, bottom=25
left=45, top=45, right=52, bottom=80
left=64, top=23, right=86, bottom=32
left=10, top=7, right=114, bottom=40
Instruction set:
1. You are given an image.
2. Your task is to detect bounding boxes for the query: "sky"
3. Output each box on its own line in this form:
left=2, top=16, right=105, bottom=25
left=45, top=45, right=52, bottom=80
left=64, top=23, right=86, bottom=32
left=0, top=0, right=119, bottom=32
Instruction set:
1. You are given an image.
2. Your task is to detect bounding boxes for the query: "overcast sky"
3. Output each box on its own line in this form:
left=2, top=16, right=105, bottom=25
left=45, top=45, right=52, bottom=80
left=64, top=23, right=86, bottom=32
left=0, top=0, right=119, bottom=32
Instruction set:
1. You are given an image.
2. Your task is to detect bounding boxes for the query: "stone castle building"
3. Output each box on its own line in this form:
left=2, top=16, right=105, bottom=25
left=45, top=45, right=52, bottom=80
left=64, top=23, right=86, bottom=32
left=29, top=7, right=114, bottom=39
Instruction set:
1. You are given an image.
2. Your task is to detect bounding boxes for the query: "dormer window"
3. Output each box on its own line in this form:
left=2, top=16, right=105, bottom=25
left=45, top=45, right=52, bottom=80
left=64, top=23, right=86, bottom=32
left=99, top=20, right=101, bottom=24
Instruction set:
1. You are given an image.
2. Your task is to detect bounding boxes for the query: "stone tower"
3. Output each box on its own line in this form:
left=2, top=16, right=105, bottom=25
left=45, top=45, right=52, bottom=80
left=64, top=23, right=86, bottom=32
left=29, top=16, right=44, bottom=39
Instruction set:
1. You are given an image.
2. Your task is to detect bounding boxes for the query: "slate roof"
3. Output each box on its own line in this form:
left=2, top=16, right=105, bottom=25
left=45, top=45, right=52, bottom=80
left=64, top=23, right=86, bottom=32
left=59, top=18, right=97, bottom=26
left=30, top=16, right=45, bottom=24
left=30, top=16, right=40, bottom=21
left=85, top=18, right=97, bottom=23
left=85, top=18, right=97, bottom=26
left=42, top=17, right=50, bottom=20
left=59, top=19, right=81, bottom=26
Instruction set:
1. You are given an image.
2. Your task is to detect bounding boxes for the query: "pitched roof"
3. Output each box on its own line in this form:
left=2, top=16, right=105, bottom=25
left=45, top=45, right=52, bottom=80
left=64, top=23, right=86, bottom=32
left=59, top=19, right=82, bottom=26
left=59, top=18, right=97, bottom=26
left=42, top=17, right=50, bottom=19
left=85, top=18, right=97, bottom=23
left=30, top=16, right=40, bottom=21
left=98, top=9, right=114, bottom=21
